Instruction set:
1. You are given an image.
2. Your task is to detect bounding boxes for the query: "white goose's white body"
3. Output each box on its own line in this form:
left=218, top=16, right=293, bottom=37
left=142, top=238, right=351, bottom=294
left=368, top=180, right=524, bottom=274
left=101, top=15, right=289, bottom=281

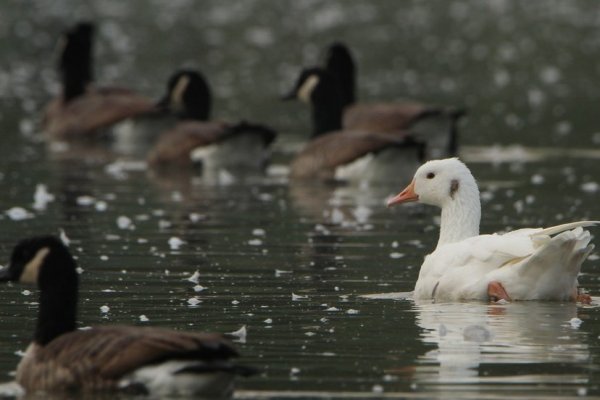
left=388, top=158, right=597, bottom=302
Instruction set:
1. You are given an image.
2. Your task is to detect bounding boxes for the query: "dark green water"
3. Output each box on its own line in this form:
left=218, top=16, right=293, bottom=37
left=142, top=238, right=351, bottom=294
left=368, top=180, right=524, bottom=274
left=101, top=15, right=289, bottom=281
left=1, top=1, right=600, bottom=398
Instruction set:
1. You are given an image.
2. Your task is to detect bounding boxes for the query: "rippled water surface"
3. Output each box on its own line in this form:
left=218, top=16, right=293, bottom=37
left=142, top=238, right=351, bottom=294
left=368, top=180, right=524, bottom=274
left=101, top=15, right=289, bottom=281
left=1, top=1, right=600, bottom=398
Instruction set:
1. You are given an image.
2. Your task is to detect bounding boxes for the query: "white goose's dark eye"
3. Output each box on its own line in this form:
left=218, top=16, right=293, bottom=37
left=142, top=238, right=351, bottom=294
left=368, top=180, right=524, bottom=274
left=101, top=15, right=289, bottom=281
left=426, top=172, right=435, bottom=179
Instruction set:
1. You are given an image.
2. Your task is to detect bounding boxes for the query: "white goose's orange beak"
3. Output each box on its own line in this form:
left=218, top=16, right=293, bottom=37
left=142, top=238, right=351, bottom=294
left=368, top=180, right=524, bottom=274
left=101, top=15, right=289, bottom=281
left=387, top=179, right=418, bottom=207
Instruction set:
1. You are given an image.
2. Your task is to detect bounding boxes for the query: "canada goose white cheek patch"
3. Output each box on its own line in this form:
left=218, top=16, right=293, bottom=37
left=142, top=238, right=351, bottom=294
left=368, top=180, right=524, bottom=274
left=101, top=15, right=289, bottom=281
left=171, top=75, right=191, bottom=109
left=20, top=247, right=50, bottom=284
left=297, top=75, right=320, bottom=103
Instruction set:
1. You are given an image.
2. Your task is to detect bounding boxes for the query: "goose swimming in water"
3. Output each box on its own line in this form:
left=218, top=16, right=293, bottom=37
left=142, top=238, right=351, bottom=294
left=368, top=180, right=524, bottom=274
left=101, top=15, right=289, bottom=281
left=387, top=158, right=597, bottom=302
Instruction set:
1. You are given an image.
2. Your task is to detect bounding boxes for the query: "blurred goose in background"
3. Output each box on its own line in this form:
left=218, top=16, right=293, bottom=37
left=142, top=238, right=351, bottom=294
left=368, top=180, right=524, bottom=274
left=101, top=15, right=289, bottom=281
left=43, top=22, right=157, bottom=141
left=283, top=67, right=426, bottom=181
left=387, top=157, right=597, bottom=303
left=323, top=42, right=465, bottom=157
left=0, top=236, right=255, bottom=396
left=147, top=69, right=276, bottom=171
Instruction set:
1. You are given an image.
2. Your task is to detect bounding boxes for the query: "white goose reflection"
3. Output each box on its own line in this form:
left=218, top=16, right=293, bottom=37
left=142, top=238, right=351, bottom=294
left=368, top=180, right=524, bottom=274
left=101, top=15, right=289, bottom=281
left=412, top=300, right=590, bottom=388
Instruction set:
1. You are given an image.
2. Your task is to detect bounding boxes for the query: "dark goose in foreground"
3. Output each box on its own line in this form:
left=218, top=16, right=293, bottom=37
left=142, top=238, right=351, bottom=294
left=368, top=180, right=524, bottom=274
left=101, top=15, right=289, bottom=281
left=0, top=236, right=254, bottom=397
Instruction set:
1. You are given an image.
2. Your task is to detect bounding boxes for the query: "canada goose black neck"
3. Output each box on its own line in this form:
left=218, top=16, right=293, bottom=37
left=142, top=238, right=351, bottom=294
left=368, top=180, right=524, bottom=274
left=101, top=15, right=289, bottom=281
left=160, top=69, right=212, bottom=121
left=287, top=68, right=343, bottom=137
left=324, top=42, right=356, bottom=109
left=60, top=22, right=94, bottom=103
left=3, top=236, right=78, bottom=346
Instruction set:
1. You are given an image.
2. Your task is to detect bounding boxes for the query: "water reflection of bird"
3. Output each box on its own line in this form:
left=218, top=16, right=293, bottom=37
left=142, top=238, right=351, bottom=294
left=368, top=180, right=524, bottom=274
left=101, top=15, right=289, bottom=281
left=42, top=22, right=157, bottom=141
left=388, top=158, right=598, bottom=302
left=410, top=301, right=586, bottom=391
left=147, top=70, right=276, bottom=174
left=0, top=236, right=254, bottom=397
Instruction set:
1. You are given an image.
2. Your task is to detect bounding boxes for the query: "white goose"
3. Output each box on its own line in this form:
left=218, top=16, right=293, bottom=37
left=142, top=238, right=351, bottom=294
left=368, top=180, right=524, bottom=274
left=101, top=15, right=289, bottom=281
left=387, top=157, right=598, bottom=302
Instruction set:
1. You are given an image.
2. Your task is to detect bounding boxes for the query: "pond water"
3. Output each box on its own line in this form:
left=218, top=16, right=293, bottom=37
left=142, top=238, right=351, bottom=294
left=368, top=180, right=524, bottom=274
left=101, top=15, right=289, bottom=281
left=1, top=1, right=600, bottom=398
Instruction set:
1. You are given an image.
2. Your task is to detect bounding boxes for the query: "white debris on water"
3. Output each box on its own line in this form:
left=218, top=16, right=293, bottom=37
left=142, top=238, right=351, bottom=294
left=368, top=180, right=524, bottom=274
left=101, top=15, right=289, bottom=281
left=59, top=229, right=70, bottom=246
left=218, top=169, right=236, bottom=185
left=187, top=271, right=200, bottom=284
left=353, top=205, right=371, bottom=223
left=305, top=332, right=316, bottom=337
left=275, top=269, right=291, bottom=277
left=263, top=318, right=273, bottom=324
left=228, top=325, right=247, bottom=343
left=232, top=300, right=240, bottom=305
left=189, top=213, right=204, bottom=222
left=21, top=290, right=31, bottom=296
left=139, top=315, right=149, bottom=322
left=580, top=182, right=599, bottom=193
left=32, top=184, right=55, bottom=210
left=252, top=228, right=266, bottom=236
left=100, top=305, right=110, bottom=313
left=95, top=201, right=108, bottom=211
left=168, top=237, right=185, bottom=250
left=372, top=384, right=384, bottom=394
left=193, top=285, right=206, bottom=292
left=6, top=207, right=33, bottom=220
left=330, top=208, right=344, bottom=224
left=187, top=297, right=201, bottom=306
left=292, top=293, right=308, bottom=301
left=389, top=252, right=404, bottom=259
left=569, top=317, right=583, bottom=329
left=325, top=307, right=340, bottom=312
left=117, top=216, right=133, bottom=229
left=248, top=238, right=262, bottom=246
left=346, top=309, right=359, bottom=315
left=530, top=174, right=545, bottom=185
left=76, top=196, right=95, bottom=206
left=158, top=219, right=172, bottom=229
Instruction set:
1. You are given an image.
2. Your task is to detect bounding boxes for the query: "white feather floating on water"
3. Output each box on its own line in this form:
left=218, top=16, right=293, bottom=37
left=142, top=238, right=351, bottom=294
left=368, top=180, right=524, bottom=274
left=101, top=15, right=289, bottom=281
left=5, top=207, right=33, bottom=221
left=59, top=229, right=70, bottom=246
left=228, top=325, right=247, bottom=343
left=32, top=184, right=55, bottom=210
left=168, top=237, right=185, bottom=250
left=187, top=271, right=200, bottom=284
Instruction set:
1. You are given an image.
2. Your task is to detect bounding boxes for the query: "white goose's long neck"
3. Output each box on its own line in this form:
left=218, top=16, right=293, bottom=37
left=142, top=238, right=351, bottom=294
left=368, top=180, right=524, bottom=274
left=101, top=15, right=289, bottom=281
left=437, top=184, right=481, bottom=248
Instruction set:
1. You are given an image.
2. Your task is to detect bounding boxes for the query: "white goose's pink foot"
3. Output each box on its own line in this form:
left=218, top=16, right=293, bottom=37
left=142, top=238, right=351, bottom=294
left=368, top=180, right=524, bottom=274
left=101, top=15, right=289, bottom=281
left=488, top=281, right=511, bottom=303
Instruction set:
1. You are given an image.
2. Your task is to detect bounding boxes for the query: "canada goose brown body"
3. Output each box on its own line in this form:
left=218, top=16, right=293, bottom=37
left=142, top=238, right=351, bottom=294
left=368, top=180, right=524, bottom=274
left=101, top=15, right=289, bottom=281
left=148, top=70, right=276, bottom=169
left=43, top=23, right=156, bottom=140
left=17, top=327, right=238, bottom=393
left=44, top=87, right=156, bottom=140
left=290, top=129, right=419, bottom=180
left=0, top=236, right=253, bottom=396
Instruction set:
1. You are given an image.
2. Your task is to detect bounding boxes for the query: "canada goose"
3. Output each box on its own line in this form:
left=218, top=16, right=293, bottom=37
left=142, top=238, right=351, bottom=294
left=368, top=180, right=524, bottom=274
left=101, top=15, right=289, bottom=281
left=283, top=67, right=426, bottom=181
left=43, top=22, right=157, bottom=141
left=147, top=69, right=276, bottom=170
left=324, top=42, right=465, bottom=156
left=0, top=236, right=255, bottom=396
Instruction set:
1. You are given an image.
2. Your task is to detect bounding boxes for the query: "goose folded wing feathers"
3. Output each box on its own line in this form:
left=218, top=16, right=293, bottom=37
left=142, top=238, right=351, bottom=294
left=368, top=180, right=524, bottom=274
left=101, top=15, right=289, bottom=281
left=39, top=326, right=237, bottom=379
